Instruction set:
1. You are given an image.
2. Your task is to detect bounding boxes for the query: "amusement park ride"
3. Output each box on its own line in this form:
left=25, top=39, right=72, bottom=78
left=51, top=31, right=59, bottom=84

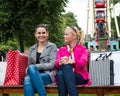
left=86, top=0, right=120, bottom=51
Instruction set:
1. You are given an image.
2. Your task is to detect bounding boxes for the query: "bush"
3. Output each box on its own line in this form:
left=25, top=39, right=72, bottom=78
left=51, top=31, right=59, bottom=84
left=0, top=40, right=18, bottom=57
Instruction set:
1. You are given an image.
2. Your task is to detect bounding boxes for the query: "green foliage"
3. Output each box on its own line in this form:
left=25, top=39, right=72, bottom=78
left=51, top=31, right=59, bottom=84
left=61, top=12, right=80, bottom=30
left=110, top=0, right=120, bottom=4
left=62, top=12, right=78, bottom=27
left=54, top=12, right=80, bottom=48
left=109, top=0, right=120, bottom=39
left=0, top=39, right=18, bottom=56
left=0, top=0, right=80, bottom=50
left=48, top=12, right=80, bottom=48
left=0, top=0, right=69, bottom=51
left=0, top=1, right=8, bottom=23
left=111, top=16, right=120, bottom=39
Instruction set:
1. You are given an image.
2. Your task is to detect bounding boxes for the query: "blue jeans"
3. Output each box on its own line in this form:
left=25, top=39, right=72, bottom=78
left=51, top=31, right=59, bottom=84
left=56, top=64, right=86, bottom=96
left=23, top=65, right=52, bottom=96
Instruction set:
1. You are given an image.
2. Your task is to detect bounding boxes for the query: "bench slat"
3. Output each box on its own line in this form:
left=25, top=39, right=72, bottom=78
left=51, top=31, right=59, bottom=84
left=1, top=85, right=120, bottom=96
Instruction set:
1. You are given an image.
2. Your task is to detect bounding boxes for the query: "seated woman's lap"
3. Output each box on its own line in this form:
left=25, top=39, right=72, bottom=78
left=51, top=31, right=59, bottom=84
left=40, top=72, right=52, bottom=85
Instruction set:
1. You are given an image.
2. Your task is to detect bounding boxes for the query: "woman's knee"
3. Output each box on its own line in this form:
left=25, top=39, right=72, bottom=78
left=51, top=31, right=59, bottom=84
left=24, top=76, right=31, bottom=85
left=56, top=71, right=63, bottom=78
left=27, top=65, right=37, bottom=74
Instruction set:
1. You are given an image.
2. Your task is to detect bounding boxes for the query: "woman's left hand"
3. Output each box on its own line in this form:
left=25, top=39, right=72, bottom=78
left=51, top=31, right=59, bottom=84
left=65, top=58, right=75, bottom=65
left=59, top=56, right=69, bottom=65
left=59, top=56, right=75, bottom=65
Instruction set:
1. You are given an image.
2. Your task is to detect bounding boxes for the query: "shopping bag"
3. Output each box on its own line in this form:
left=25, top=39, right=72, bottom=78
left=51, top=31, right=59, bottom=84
left=110, top=60, right=114, bottom=85
left=89, top=52, right=114, bottom=86
left=4, top=50, right=28, bottom=85
left=0, top=56, right=7, bottom=85
left=110, top=51, right=120, bottom=85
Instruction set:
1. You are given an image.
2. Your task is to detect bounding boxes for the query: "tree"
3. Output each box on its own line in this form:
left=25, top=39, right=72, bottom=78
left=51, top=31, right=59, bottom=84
left=0, top=0, right=68, bottom=52
left=0, top=0, right=9, bottom=42
left=110, top=0, right=120, bottom=5
left=111, top=16, right=120, bottom=39
left=62, top=12, right=80, bottom=29
left=110, top=0, right=120, bottom=39
left=55, top=12, right=80, bottom=47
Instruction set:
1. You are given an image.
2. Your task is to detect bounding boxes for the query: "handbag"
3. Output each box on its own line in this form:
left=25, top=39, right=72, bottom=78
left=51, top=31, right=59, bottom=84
left=4, top=50, right=28, bottom=85
left=89, top=52, right=114, bottom=86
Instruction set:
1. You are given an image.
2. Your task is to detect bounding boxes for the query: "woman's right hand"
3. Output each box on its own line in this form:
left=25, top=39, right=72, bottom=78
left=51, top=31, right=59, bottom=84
left=59, top=56, right=69, bottom=65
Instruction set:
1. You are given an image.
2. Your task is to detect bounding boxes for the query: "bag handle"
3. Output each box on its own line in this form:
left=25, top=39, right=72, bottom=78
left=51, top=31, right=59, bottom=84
left=95, top=52, right=112, bottom=61
left=106, top=52, right=112, bottom=58
left=0, top=56, right=4, bottom=62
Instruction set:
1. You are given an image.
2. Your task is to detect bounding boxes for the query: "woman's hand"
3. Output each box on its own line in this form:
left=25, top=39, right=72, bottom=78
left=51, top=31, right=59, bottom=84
left=59, top=56, right=69, bottom=65
left=59, top=56, right=75, bottom=65
left=66, top=58, right=75, bottom=65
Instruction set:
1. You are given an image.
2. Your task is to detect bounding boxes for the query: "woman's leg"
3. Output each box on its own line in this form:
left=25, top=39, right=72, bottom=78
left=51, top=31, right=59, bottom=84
left=62, top=64, right=78, bottom=96
left=74, top=72, right=86, bottom=85
left=23, top=75, right=34, bottom=96
left=27, top=65, right=46, bottom=96
left=56, top=66, right=68, bottom=96
left=40, top=72, right=52, bottom=85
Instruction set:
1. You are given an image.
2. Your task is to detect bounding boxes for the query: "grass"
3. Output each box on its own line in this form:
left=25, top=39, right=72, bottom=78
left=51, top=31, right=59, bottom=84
left=0, top=94, right=120, bottom=96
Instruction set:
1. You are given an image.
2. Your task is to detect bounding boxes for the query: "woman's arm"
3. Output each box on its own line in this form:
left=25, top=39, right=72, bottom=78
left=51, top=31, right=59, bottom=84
left=35, top=44, right=57, bottom=70
left=74, top=47, right=88, bottom=69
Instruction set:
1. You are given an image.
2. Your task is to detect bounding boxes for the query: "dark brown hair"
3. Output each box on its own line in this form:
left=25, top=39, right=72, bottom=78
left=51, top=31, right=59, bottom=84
left=35, top=24, right=48, bottom=32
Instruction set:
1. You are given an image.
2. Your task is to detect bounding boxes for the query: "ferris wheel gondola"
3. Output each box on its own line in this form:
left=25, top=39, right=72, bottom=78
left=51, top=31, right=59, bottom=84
left=95, top=0, right=106, bottom=8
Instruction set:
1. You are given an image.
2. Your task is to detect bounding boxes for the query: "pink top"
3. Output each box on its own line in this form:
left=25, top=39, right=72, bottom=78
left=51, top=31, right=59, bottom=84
left=55, top=43, right=91, bottom=85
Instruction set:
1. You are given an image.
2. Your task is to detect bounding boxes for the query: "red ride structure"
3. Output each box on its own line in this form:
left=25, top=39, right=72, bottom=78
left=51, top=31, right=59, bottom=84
left=86, top=0, right=120, bottom=51
left=95, top=0, right=107, bottom=39
left=95, top=0, right=106, bottom=8
left=96, top=10, right=106, bottom=23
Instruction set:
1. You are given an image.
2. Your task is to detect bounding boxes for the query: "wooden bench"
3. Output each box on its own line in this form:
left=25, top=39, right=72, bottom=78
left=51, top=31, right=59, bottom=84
left=1, top=52, right=120, bottom=96
left=0, top=85, right=120, bottom=96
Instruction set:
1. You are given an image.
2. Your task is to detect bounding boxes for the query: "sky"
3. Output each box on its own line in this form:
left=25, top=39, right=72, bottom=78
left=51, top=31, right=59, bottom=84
left=65, top=0, right=87, bottom=32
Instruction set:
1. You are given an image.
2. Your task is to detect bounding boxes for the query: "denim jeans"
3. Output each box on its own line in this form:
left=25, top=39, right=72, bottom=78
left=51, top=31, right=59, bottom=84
left=56, top=64, right=86, bottom=96
left=23, top=65, right=52, bottom=96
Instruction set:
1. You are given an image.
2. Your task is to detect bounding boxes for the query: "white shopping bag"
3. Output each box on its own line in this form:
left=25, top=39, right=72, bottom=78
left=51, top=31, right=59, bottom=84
left=0, top=56, right=7, bottom=85
left=89, top=52, right=112, bottom=86
left=110, top=51, right=120, bottom=85
left=90, top=51, right=120, bottom=85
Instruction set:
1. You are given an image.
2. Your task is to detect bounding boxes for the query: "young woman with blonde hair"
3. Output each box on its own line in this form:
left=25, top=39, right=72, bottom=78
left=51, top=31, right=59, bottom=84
left=55, top=25, right=91, bottom=96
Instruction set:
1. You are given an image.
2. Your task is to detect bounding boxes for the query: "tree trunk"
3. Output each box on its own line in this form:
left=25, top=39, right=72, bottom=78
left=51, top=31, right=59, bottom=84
left=18, top=34, right=24, bottom=52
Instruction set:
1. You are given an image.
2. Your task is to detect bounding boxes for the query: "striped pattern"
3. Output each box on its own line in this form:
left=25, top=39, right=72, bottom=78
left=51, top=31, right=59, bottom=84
left=89, top=58, right=111, bottom=86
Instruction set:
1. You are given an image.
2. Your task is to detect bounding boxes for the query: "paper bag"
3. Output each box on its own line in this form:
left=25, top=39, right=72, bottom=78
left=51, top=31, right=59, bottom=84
left=4, top=50, right=28, bottom=85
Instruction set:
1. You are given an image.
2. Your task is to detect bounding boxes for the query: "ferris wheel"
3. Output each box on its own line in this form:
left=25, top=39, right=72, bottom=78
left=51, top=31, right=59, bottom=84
left=86, top=0, right=120, bottom=51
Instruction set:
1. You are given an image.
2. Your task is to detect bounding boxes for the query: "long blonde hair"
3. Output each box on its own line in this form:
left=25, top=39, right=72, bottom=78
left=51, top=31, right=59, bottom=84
left=68, top=26, right=85, bottom=45
left=78, top=30, right=84, bottom=45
